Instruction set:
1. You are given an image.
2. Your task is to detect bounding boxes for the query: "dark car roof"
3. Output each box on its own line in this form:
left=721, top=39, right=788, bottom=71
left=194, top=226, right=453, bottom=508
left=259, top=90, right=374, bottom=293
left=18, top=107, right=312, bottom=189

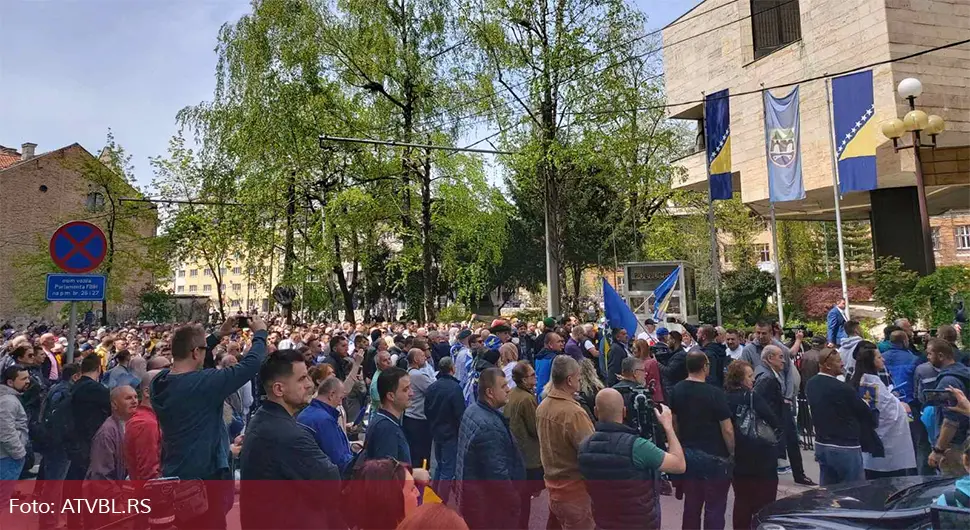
left=756, top=476, right=957, bottom=529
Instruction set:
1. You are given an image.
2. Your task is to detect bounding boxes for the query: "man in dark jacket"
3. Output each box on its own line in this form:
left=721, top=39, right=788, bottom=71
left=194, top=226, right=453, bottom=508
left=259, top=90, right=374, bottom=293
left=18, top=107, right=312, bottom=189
left=699, top=325, right=728, bottom=387
left=455, top=367, right=525, bottom=530
left=607, top=328, right=631, bottom=387
left=611, top=357, right=647, bottom=433
left=661, top=331, right=688, bottom=396
left=579, top=388, right=685, bottom=530
left=151, top=316, right=267, bottom=529
left=754, top=346, right=786, bottom=435
left=240, top=349, right=341, bottom=529
left=364, top=367, right=412, bottom=464
left=650, top=328, right=671, bottom=364
left=424, top=357, right=465, bottom=504
left=925, top=338, right=970, bottom=477
left=66, top=354, right=110, bottom=480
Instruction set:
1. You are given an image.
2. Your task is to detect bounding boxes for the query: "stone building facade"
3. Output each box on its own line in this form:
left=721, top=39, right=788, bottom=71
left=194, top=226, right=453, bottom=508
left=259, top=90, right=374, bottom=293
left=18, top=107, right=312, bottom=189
left=663, top=0, right=969, bottom=274
left=0, top=143, right=157, bottom=323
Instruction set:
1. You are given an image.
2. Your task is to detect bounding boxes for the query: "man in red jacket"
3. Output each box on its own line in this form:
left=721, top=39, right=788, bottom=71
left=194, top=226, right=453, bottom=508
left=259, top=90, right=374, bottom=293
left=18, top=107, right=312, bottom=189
left=124, top=370, right=162, bottom=480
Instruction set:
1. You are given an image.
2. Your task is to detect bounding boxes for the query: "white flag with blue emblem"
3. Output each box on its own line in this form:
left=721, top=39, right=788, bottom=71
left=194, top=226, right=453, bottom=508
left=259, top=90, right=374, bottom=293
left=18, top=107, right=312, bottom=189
left=764, top=86, right=805, bottom=203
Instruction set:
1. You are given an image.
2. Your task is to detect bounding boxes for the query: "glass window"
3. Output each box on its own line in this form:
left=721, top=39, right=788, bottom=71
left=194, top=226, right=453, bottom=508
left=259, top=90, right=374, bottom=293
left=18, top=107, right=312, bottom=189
left=932, top=227, right=941, bottom=251
left=85, top=191, right=106, bottom=212
left=177, top=270, right=185, bottom=278
left=177, top=286, right=184, bottom=293
left=956, top=225, right=970, bottom=250
left=189, top=285, right=198, bottom=293
left=232, top=283, right=241, bottom=292
left=755, top=243, right=771, bottom=263
left=190, top=269, right=198, bottom=277
left=231, top=299, right=241, bottom=307
left=203, top=284, right=212, bottom=293
left=233, top=266, right=242, bottom=275
left=204, top=269, right=212, bottom=277
left=221, top=267, right=228, bottom=276
left=751, top=0, right=802, bottom=59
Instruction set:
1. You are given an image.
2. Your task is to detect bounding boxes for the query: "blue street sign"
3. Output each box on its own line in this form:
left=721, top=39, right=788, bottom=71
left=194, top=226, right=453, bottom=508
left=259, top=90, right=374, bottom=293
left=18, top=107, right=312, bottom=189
left=46, top=274, right=107, bottom=302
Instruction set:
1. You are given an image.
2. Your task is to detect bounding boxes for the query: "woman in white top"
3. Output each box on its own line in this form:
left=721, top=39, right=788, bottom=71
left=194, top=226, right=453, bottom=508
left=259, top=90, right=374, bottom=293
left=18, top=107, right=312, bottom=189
left=498, top=342, right=519, bottom=390
left=849, top=341, right=916, bottom=479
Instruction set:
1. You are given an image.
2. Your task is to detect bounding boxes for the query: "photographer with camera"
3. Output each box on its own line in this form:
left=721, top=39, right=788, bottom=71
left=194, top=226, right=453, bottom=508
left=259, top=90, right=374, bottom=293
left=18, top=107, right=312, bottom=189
left=612, top=357, right=649, bottom=433
left=578, top=388, right=685, bottom=530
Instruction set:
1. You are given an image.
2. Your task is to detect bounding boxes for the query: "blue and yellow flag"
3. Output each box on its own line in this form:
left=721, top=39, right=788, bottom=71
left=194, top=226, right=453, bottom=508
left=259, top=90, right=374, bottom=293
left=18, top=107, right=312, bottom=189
left=652, top=266, right=681, bottom=321
left=705, top=89, right=732, bottom=200
left=832, top=70, right=878, bottom=194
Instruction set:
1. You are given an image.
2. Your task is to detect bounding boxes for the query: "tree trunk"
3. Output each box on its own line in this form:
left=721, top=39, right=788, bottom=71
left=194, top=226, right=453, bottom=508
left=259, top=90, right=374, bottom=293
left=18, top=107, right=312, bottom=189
left=571, top=263, right=582, bottom=316
left=283, top=170, right=297, bottom=323
left=331, top=226, right=356, bottom=324
left=421, top=148, right=435, bottom=323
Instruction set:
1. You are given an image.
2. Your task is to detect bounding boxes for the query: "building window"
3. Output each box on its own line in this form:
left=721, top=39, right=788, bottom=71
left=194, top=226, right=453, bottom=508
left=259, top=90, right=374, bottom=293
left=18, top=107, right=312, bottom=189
left=248, top=283, right=257, bottom=293
left=956, top=225, right=970, bottom=250
left=189, top=285, right=198, bottom=293
left=233, top=266, right=242, bottom=275
left=190, top=269, right=198, bottom=277
left=204, top=269, right=212, bottom=277
left=231, top=299, right=241, bottom=307
left=755, top=243, right=771, bottom=263
left=177, top=270, right=185, bottom=278
left=232, top=283, right=241, bottom=292
left=203, top=284, right=212, bottom=293
left=932, top=227, right=941, bottom=251
left=177, top=286, right=184, bottom=293
left=751, top=0, right=802, bottom=59
left=221, top=267, right=228, bottom=276
left=85, top=191, right=106, bottom=212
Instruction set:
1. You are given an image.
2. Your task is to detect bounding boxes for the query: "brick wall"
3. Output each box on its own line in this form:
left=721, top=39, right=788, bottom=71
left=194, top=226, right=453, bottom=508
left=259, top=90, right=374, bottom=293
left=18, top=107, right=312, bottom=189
left=930, top=210, right=970, bottom=266
left=0, top=145, right=156, bottom=323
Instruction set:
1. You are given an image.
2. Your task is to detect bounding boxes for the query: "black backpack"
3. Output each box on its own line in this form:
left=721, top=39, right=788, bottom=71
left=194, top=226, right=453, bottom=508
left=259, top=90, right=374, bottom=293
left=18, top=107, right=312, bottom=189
left=33, top=383, right=74, bottom=452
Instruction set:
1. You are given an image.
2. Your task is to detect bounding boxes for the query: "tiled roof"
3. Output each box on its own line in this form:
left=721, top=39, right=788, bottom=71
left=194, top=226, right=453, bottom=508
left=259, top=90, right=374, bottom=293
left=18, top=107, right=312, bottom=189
left=0, top=152, right=20, bottom=169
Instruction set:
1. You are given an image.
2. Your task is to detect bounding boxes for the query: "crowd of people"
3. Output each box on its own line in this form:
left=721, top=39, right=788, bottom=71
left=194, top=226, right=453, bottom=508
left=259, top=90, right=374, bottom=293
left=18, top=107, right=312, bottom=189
left=0, top=300, right=967, bottom=529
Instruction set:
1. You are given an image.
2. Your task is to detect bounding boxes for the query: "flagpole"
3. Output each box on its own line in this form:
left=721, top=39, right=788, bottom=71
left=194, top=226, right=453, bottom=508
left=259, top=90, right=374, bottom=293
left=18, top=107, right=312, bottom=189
left=762, top=84, right=786, bottom=327
left=769, top=204, right=786, bottom=327
left=702, top=93, right=724, bottom=326
left=825, top=78, right=851, bottom=320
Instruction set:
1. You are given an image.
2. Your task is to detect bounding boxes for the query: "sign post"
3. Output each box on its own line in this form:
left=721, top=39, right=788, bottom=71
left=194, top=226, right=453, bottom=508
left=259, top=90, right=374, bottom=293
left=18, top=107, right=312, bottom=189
left=49, top=222, right=107, bottom=364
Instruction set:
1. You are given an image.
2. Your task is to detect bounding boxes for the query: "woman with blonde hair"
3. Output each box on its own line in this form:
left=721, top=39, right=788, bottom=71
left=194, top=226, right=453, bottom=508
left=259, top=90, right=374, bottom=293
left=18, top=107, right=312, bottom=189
left=498, top=342, right=520, bottom=389
left=576, top=357, right=604, bottom=421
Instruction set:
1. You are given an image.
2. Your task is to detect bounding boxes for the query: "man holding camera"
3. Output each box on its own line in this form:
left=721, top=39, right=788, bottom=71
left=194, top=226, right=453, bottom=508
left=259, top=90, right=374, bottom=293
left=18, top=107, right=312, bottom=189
left=578, top=388, right=685, bottom=530
left=612, top=357, right=648, bottom=432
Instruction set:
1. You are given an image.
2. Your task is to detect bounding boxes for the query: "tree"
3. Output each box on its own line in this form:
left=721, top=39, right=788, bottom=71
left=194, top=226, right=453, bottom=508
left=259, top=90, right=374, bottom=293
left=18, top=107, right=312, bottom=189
left=151, top=134, right=246, bottom=321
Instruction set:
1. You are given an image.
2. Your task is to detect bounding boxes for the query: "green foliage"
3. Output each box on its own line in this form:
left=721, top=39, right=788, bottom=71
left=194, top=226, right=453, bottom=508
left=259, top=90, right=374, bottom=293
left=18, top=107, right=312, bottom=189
left=436, top=304, right=470, bottom=324
left=721, top=266, right=777, bottom=324
left=138, top=287, right=175, bottom=322
left=872, top=257, right=921, bottom=324
left=512, top=307, right=547, bottom=324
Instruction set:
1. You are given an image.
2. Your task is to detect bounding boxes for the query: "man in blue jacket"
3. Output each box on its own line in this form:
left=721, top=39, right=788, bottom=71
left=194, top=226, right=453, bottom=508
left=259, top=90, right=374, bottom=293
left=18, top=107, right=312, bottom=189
left=364, top=367, right=412, bottom=464
left=455, top=367, right=525, bottom=529
left=882, top=329, right=919, bottom=404
left=827, top=298, right=848, bottom=347
left=424, top=357, right=465, bottom=504
left=535, top=332, right=565, bottom=403
left=151, top=315, right=267, bottom=529
left=298, top=374, right=356, bottom=475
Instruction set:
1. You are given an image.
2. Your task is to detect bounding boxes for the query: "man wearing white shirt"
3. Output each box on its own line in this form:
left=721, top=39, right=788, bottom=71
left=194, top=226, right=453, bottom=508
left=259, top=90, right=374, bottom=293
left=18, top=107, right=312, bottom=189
left=636, top=319, right=659, bottom=345
left=725, top=329, right=744, bottom=360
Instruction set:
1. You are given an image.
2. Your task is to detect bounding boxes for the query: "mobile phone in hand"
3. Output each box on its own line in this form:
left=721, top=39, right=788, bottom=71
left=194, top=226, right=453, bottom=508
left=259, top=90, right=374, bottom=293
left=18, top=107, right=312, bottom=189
left=923, top=389, right=957, bottom=408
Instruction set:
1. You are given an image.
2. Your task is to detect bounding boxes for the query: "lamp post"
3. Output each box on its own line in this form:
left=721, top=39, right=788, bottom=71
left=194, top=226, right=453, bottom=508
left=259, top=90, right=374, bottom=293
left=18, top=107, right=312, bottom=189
left=880, top=77, right=946, bottom=275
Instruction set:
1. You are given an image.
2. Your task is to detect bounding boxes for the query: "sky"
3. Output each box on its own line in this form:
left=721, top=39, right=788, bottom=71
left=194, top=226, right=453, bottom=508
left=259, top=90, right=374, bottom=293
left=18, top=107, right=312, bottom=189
left=0, top=0, right=702, bottom=190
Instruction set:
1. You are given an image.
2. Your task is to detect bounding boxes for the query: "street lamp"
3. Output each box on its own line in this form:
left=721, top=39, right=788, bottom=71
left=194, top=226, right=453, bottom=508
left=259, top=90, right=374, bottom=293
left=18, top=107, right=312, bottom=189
left=880, top=77, right=946, bottom=275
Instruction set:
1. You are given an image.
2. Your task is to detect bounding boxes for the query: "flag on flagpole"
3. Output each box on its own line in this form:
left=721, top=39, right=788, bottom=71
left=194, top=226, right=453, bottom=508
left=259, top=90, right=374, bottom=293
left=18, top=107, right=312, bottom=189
left=602, top=278, right=639, bottom=338
left=764, top=86, right=805, bottom=202
left=652, top=266, right=681, bottom=321
left=832, top=70, right=878, bottom=194
left=705, top=89, right=733, bottom=200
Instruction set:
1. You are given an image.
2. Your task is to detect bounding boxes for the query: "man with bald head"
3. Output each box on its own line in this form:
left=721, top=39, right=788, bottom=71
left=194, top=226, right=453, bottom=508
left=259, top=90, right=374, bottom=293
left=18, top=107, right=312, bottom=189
left=578, top=388, right=685, bottom=529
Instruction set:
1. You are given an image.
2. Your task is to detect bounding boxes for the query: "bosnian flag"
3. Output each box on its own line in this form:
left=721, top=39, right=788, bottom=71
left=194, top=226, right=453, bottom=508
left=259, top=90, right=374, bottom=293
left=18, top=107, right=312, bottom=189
left=652, top=266, right=681, bottom=321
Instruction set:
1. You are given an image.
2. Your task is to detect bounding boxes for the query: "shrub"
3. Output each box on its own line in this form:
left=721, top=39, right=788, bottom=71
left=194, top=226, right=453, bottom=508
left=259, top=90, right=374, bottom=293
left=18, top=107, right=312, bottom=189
left=872, top=257, right=920, bottom=325
left=796, top=281, right=873, bottom=319
left=436, top=303, right=470, bottom=324
left=512, top=307, right=547, bottom=324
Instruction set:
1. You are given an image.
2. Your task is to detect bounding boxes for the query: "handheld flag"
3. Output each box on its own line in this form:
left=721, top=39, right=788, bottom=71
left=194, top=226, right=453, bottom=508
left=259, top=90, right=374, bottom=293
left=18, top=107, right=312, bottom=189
left=652, top=266, right=681, bottom=321
left=705, top=89, right=732, bottom=200
left=764, top=86, right=805, bottom=202
left=602, top=278, right=639, bottom=339
left=832, top=70, right=878, bottom=193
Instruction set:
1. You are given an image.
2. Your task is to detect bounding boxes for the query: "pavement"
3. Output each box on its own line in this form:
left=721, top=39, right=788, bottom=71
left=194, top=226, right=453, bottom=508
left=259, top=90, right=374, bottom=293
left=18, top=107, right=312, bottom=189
left=526, top=448, right=820, bottom=530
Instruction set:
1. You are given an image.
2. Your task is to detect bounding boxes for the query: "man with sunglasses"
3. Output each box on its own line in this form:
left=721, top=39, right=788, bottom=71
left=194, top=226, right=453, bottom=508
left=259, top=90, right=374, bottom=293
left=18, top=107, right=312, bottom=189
left=150, top=314, right=267, bottom=529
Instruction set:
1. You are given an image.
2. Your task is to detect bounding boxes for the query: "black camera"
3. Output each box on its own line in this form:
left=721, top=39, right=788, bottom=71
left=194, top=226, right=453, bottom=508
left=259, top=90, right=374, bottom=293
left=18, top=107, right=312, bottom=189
left=630, top=381, right=661, bottom=443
